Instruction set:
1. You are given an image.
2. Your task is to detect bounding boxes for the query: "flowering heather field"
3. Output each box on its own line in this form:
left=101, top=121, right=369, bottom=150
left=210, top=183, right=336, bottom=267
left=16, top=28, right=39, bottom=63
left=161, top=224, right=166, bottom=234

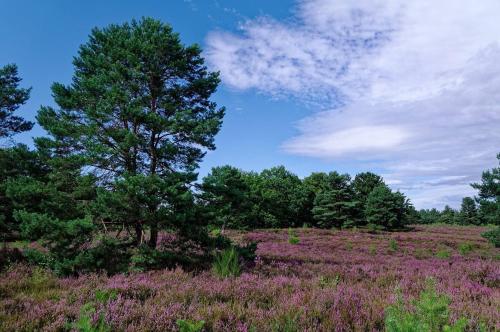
left=0, top=225, right=499, bottom=331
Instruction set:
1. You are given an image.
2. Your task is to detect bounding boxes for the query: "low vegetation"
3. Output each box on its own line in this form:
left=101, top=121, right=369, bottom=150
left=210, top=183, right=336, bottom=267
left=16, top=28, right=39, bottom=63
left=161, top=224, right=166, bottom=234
left=0, top=225, right=497, bottom=331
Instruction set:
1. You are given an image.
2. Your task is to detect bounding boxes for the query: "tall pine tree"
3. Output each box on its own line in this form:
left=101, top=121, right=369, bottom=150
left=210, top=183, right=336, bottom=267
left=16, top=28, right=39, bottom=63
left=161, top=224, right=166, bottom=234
left=0, top=64, right=33, bottom=138
left=312, top=172, right=357, bottom=229
left=31, top=18, right=225, bottom=251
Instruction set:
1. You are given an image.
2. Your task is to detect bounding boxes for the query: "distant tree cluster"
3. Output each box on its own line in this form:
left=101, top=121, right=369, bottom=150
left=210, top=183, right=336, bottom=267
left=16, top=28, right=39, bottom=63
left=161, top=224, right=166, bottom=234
left=417, top=154, right=500, bottom=226
left=199, top=166, right=417, bottom=231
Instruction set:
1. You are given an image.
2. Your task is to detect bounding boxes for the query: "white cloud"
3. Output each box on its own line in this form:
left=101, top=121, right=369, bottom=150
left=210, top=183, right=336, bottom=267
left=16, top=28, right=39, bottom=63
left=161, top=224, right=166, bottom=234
left=206, top=0, right=500, bottom=208
left=284, top=125, right=410, bottom=157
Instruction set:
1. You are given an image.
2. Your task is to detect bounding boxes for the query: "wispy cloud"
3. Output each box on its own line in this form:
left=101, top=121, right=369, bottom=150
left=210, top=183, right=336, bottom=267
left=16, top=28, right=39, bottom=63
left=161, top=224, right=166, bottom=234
left=206, top=0, right=500, bottom=208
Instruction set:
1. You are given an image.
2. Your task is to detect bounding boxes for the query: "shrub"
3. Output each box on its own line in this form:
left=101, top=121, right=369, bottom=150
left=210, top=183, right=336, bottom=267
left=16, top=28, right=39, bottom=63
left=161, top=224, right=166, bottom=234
left=209, top=227, right=222, bottom=237
left=0, top=247, right=24, bottom=269
left=414, top=248, right=432, bottom=260
left=272, top=311, right=300, bottom=332
left=457, top=243, right=473, bottom=255
left=235, top=242, right=258, bottom=263
left=369, top=245, right=377, bottom=256
left=435, top=249, right=451, bottom=259
left=73, top=303, right=110, bottom=332
left=389, top=239, right=399, bottom=252
left=176, top=319, right=205, bottom=332
left=94, top=289, right=117, bottom=304
left=318, top=275, right=340, bottom=289
left=367, top=223, right=383, bottom=234
left=481, top=227, right=499, bottom=248
left=385, top=279, right=467, bottom=332
left=212, top=247, right=240, bottom=278
left=288, top=228, right=300, bottom=245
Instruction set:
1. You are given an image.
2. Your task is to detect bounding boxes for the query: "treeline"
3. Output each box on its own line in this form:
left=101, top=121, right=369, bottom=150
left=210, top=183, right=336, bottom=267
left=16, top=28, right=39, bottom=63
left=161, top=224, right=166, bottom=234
left=199, top=165, right=417, bottom=230
left=416, top=155, right=500, bottom=226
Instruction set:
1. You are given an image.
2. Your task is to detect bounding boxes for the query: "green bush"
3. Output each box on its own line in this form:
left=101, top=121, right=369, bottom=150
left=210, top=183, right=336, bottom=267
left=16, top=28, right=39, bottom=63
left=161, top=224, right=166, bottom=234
left=481, top=227, right=500, bottom=248
left=435, top=249, right=451, bottom=259
left=457, top=242, right=473, bottom=255
left=414, top=248, right=432, bottom=260
left=288, top=228, right=300, bottom=245
left=235, top=242, right=257, bottom=263
left=367, top=223, right=384, bottom=234
left=176, top=319, right=205, bottom=332
left=385, top=279, right=467, bottom=332
left=271, top=311, right=300, bottom=332
left=318, top=275, right=340, bottom=289
left=212, top=247, right=240, bottom=278
left=389, top=239, right=399, bottom=252
left=94, top=289, right=118, bottom=304
left=73, top=303, right=110, bottom=332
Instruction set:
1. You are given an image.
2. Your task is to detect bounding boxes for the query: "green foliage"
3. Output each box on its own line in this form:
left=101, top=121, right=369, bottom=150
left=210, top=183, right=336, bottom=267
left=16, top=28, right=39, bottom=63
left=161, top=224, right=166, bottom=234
left=365, top=185, right=412, bottom=230
left=385, top=279, right=467, bottom=332
left=457, top=242, right=473, bottom=255
left=472, top=154, right=499, bottom=226
left=352, top=172, right=385, bottom=224
left=271, top=311, right=300, bottom=332
left=288, top=228, right=300, bottom=244
left=481, top=226, right=500, bottom=247
left=369, top=244, right=377, bottom=256
left=311, top=172, right=357, bottom=229
left=212, top=247, right=240, bottom=278
left=176, top=319, right=205, bottom=332
left=367, top=223, right=384, bottom=234
left=389, top=239, right=399, bottom=252
left=16, top=211, right=97, bottom=275
left=256, top=166, right=310, bottom=228
left=414, top=248, right=433, bottom=260
left=234, top=242, right=257, bottom=263
left=94, top=289, right=118, bottom=304
left=36, top=17, right=224, bottom=255
left=200, top=165, right=253, bottom=229
left=73, top=303, right=110, bottom=332
left=318, top=274, right=340, bottom=289
left=459, top=197, right=480, bottom=225
left=0, top=63, right=33, bottom=138
left=200, top=165, right=311, bottom=230
left=439, top=206, right=458, bottom=224
left=0, top=145, right=49, bottom=241
left=435, top=249, right=451, bottom=259
left=209, top=228, right=222, bottom=237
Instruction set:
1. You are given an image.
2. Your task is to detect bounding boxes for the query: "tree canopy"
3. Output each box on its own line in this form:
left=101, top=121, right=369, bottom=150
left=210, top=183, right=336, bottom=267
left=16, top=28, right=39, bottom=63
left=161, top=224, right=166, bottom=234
left=0, top=64, right=33, bottom=138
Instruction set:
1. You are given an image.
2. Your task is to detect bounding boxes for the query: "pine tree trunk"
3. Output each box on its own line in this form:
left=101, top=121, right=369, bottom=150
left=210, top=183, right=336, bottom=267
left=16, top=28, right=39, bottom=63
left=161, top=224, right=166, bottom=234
left=135, top=223, right=143, bottom=245
left=149, top=224, right=158, bottom=249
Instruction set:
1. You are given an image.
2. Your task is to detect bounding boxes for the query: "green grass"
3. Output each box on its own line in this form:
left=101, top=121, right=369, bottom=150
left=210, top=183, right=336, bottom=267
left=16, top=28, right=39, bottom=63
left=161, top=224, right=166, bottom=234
left=212, top=247, right=240, bottom=278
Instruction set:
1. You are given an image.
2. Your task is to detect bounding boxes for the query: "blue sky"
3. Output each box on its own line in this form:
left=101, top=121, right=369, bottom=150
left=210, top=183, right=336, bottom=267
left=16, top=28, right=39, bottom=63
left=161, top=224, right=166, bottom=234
left=1, top=0, right=499, bottom=209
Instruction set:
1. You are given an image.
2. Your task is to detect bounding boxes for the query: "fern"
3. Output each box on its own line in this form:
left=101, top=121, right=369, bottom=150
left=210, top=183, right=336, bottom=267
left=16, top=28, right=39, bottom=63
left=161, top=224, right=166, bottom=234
left=176, top=319, right=205, bottom=332
left=212, top=247, right=240, bottom=278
